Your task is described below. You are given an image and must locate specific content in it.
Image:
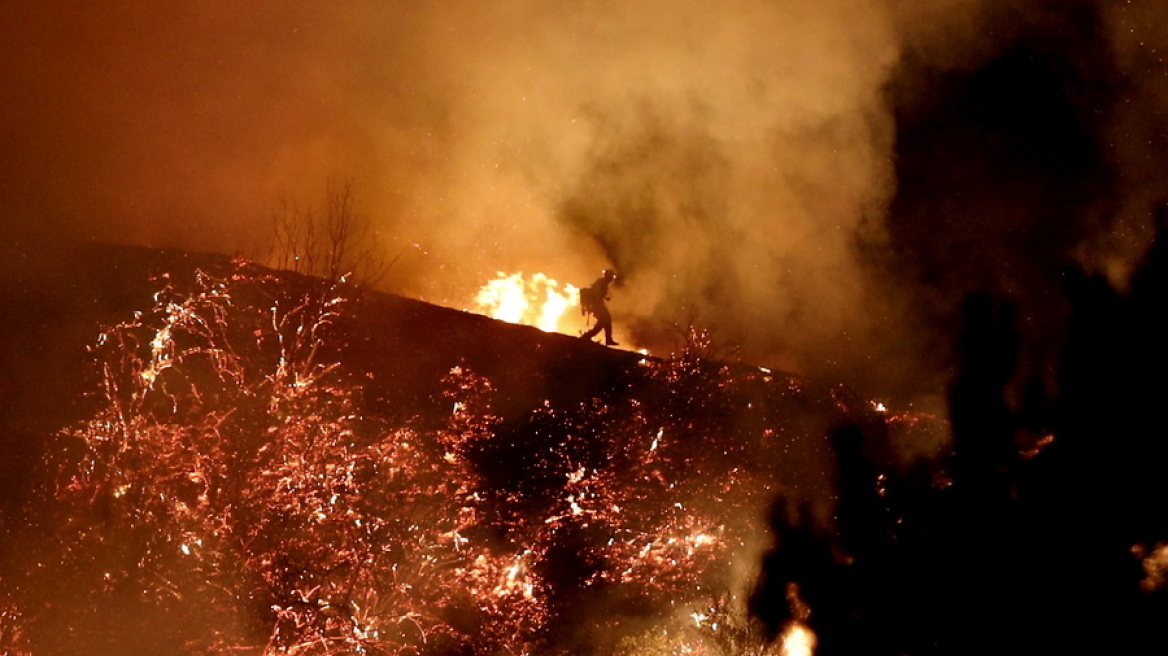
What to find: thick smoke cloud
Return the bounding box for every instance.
[3,0,1167,402]
[551,0,898,373]
[882,0,1168,401]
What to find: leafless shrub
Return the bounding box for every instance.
[670,321,739,367]
[270,180,389,294]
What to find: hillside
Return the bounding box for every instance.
[6,236,1167,655]
[0,241,896,656]
[0,240,868,446]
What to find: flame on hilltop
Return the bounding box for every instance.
[473,272,579,333]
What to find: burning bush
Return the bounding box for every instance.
[20,259,854,655]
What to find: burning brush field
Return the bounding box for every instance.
[9,236,1167,655]
[0,245,932,655]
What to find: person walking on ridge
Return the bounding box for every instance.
[580,269,618,346]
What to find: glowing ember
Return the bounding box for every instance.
[473,271,579,333]
[19,262,838,655]
[780,622,817,656]
[1137,542,1168,592]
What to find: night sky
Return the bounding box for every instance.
[3,0,1167,404]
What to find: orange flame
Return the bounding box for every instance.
[473,272,579,333]
[780,622,817,656]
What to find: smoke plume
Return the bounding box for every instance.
[3,0,1167,401]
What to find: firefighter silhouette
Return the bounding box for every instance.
[580,269,618,346]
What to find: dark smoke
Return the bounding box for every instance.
[880,0,1168,402]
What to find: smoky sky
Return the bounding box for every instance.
[3,0,1167,402]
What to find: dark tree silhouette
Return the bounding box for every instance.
[754,205,1168,655]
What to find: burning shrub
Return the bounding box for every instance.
[30,258,847,656]
[51,264,494,654]
[0,586,33,656]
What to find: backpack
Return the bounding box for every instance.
[579,286,601,316]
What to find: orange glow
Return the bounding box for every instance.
[46,265,809,655]
[473,272,579,333]
[780,622,817,656]
[1138,542,1168,592]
